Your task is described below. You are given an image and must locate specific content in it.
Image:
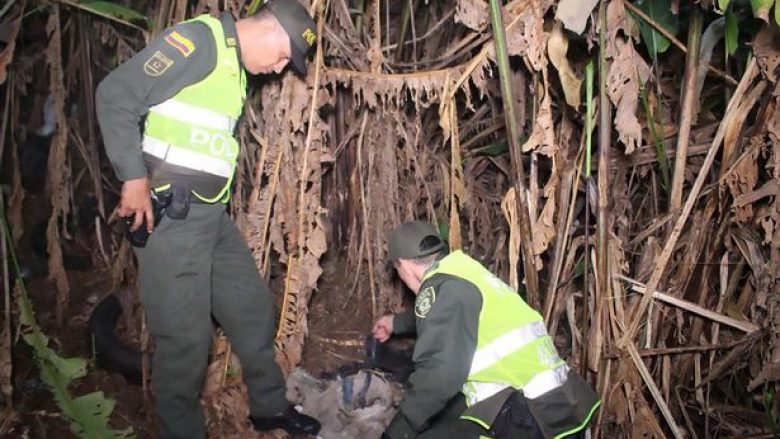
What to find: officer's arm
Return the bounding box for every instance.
[392,310,416,335]
[95,21,216,181]
[384,280,482,438]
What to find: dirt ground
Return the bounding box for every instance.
[299,254,380,377]
[4,229,385,438]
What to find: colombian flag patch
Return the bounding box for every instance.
[164,31,195,57]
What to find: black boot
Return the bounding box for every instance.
[250,405,321,435]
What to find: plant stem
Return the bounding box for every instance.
[487,0,540,308]
[670,7,703,211]
[639,80,671,191]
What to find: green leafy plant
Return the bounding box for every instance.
[763,386,779,438]
[725,9,739,56]
[722,0,780,24]
[77,0,151,29]
[750,0,780,24]
[633,0,681,55]
[2,217,134,439]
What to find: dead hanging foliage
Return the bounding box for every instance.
[44,5,71,326]
[323,59,494,112]
[6,0,780,437]
[604,0,650,155]
[240,4,329,375]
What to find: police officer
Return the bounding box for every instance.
[373,221,600,439]
[95,1,321,437]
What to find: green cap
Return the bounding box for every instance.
[388,221,446,262]
[262,0,316,74]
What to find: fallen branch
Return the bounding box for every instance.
[617,275,761,333]
[626,342,685,439]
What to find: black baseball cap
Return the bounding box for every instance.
[262,0,316,74]
[388,221,447,262]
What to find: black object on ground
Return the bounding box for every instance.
[322,335,414,382]
[250,405,322,435]
[88,293,143,384]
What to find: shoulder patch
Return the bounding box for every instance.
[143,51,174,76]
[415,287,436,318]
[164,31,195,57]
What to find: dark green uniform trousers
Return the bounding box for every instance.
[135,203,287,439]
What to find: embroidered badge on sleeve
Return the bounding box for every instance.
[415,287,436,318]
[143,51,174,76]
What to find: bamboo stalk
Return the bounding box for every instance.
[354,0,366,32]
[355,112,377,318]
[488,0,540,308]
[619,60,759,347]
[346,112,369,306]
[670,8,703,211]
[448,84,464,251]
[151,0,171,39]
[395,0,412,60]
[594,0,611,378]
[544,142,582,324]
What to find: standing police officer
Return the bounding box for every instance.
[373,221,600,439]
[96,1,320,437]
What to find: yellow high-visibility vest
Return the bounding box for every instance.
[423,251,569,410]
[143,14,246,202]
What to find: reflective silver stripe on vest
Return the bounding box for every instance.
[469,321,549,375]
[149,100,237,131]
[464,382,510,406]
[464,364,570,406]
[523,364,569,399]
[142,136,233,178]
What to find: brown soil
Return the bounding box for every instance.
[5,244,383,438]
[299,253,377,377]
[8,265,153,438]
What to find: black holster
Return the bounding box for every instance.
[165,184,191,220]
[124,190,171,248]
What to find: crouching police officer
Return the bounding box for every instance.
[95,1,321,437]
[373,221,600,439]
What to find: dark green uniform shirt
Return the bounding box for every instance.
[96,13,240,182]
[386,273,483,438]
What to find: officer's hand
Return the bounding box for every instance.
[372,314,394,343]
[118,177,153,233]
